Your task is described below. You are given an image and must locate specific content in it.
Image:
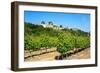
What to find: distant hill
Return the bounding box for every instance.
[24,22,89,37]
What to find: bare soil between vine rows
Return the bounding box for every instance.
[24,48,90,62]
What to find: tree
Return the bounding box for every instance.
[60,25,62,28]
[48,21,53,25]
[41,21,45,24]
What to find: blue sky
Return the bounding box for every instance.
[24,11,90,32]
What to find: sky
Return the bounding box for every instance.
[24,11,90,32]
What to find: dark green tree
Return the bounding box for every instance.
[48,21,53,25]
[41,21,45,24]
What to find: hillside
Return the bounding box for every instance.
[24,22,90,60]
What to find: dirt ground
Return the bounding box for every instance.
[67,48,90,60]
[24,48,90,62]
[24,51,60,61]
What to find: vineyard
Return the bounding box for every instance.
[24,22,90,61]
